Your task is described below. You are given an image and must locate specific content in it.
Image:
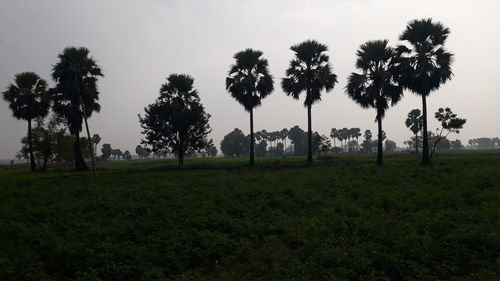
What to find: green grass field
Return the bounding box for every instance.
[1,152,499,280]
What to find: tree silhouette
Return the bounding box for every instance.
[101,144,112,160]
[2,72,50,171]
[346,40,403,166]
[51,47,103,172]
[139,74,211,168]
[280,128,289,157]
[91,133,101,157]
[282,40,337,165]
[405,109,423,153]
[398,19,454,165]
[220,128,247,157]
[430,107,466,159]
[226,49,274,166]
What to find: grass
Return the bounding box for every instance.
[0,152,499,280]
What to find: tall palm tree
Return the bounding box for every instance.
[51,47,103,171]
[398,18,453,165]
[226,48,274,167]
[2,72,50,171]
[280,128,288,157]
[346,40,403,166]
[282,40,337,165]
[330,128,338,148]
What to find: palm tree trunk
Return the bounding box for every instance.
[415,132,419,154]
[27,118,36,172]
[421,95,430,165]
[376,116,383,166]
[307,103,313,165]
[249,109,255,167]
[74,131,88,171]
[80,97,96,176]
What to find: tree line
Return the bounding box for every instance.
[3,18,470,171]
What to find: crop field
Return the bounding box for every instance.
[0,152,499,280]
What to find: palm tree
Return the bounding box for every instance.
[330,128,338,148]
[280,128,288,157]
[398,18,453,165]
[346,40,403,166]
[51,47,103,172]
[2,72,50,171]
[282,40,337,165]
[226,48,274,167]
[405,109,423,153]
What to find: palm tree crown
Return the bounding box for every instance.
[397,18,453,96]
[3,72,50,121]
[51,47,103,134]
[282,40,337,105]
[346,40,403,119]
[226,48,274,111]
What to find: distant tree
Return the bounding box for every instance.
[450,139,463,150]
[280,128,289,157]
[351,128,362,151]
[51,47,103,172]
[111,149,123,160]
[282,40,337,165]
[139,74,211,168]
[346,40,403,166]
[398,19,454,165]
[101,144,112,161]
[123,150,132,160]
[330,128,338,149]
[220,128,247,157]
[205,140,218,157]
[2,72,50,171]
[405,109,423,153]
[255,140,268,157]
[288,125,307,156]
[226,49,274,166]
[385,140,397,152]
[430,107,466,159]
[361,129,374,153]
[91,134,101,156]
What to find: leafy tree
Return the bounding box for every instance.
[226,49,274,166]
[385,140,397,152]
[135,145,151,159]
[139,74,211,168]
[220,128,247,157]
[288,125,307,156]
[430,107,466,159]
[205,140,218,157]
[398,19,454,165]
[255,140,268,157]
[346,40,403,166]
[405,109,423,153]
[123,150,132,160]
[51,47,103,172]
[2,72,50,171]
[351,128,362,151]
[101,144,112,161]
[282,40,337,164]
[111,149,123,160]
[450,139,463,150]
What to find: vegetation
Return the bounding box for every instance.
[346,40,403,166]
[51,47,103,171]
[282,40,337,165]
[226,49,274,167]
[139,74,212,168]
[2,72,50,171]
[0,152,498,280]
[397,19,454,165]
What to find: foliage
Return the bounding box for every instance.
[430,107,466,159]
[346,40,403,166]
[139,74,211,168]
[0,152,498,280]
[282,40,337,164]
[51,47,104,170]
[205,140,218,157]
[384,139,397,152]
[220,128,247,157]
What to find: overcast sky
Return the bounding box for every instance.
[1,0,499,159]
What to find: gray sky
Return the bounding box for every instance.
[1,0,499,159]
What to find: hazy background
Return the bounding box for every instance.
[1,0,499,159]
